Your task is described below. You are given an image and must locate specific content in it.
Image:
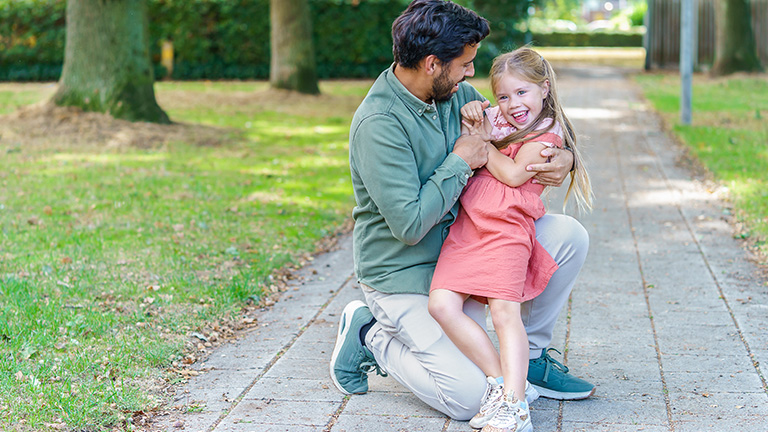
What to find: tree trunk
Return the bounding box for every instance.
[52,0,170,124]
[711,0,763,76]
[270,0,320,94]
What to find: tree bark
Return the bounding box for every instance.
[52,0,170,124]
[270,0,320,94]
[711,0,763,76]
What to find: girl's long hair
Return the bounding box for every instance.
[489,47,593,213]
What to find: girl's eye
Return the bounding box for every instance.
[517,91,526,96]
[498,96,508,101]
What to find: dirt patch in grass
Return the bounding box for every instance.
[157,86,365,118]
[1,101,234,150]
[0,86,368,152]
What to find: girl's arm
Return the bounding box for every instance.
[485,141,551,188]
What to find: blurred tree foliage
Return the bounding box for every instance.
[537,0,581,22]
[0,0,539,81]
[453,0,540,70]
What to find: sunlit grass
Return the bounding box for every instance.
[634,72,768,257]
[0,79,373,431]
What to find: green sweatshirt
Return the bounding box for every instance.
[349,65,485,295]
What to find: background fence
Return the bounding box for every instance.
[645,0,768,69]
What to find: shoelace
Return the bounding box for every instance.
[479,383,504,413]
[360,360,388,377]
[488,400,517,428]
[541,348,569,382]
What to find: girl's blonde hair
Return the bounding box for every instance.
[489,46,593,213]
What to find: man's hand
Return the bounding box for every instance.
[453,134,489,170]
[526,147,574,187]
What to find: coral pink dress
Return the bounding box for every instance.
[430,107,563,303]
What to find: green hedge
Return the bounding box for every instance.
[0,0,66,80]
[0,0,411,81]
[0,0,640,82]
[530,31,643,48]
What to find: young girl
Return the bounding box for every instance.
[428,47,592,432]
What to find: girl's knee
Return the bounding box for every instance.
[427,294,448,323]
[427,290,459,324]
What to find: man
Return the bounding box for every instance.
[329,0,594,423]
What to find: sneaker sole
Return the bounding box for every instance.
[329,300,367,395]
[525,381,540,404]
[530,383,595,400]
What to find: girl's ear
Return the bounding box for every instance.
[541,79,550,99]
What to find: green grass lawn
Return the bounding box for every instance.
[0,80,376,430]
[634,72,768,258]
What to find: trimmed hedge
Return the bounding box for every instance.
[531,31,643,48]
[1,0,411,81]
[0,0,66,80]
[0,0,640,82]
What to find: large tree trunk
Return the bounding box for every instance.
[270,0,320,95]
[52,0,170,124]
[711,0,763,76]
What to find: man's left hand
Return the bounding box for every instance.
[526,147,574,187]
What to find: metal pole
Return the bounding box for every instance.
[680,0,694,125]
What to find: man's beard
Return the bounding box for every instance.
[430,67,459,102]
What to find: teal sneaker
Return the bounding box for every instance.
[329,300,385,395]
[527,348,595,400]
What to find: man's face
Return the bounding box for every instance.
[430,44,478,102]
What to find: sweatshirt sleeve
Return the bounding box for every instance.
[352,114,471,246]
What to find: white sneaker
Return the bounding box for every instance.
[469,377,504,429]
[480,393,532,432]
[470,379,538,429]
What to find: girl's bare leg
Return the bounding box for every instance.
[488,298,528,398]
[429,289,501,378]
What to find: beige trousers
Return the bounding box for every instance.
[362,213,589,420]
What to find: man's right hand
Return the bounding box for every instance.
[453,134,488,170]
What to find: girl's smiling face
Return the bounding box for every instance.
[494,73,549,129]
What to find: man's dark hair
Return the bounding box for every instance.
[392,0,490,69]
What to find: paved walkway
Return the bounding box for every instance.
[153,66,768,432]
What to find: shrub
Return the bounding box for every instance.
[530,31,643,47]
[0,0,640,81]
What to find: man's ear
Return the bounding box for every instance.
[423,55,440,76]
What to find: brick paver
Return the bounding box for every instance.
[153,66,768,432]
